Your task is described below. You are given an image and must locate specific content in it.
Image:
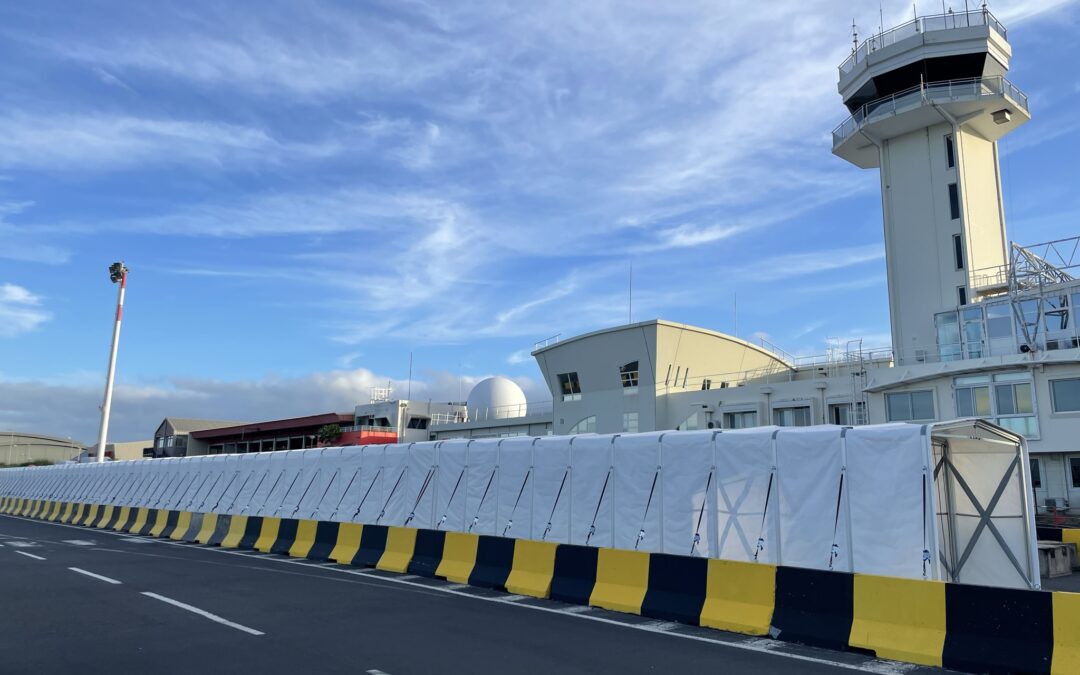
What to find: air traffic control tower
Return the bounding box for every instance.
[832,8,1030,365]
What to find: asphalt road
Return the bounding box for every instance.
[0,514,952,675]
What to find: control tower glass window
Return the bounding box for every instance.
[558,372,582,401]
[619,361,639,392]
[948,183,961,220]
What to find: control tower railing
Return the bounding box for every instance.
[832,75,1029,147]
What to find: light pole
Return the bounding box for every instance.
[94,262,128,463]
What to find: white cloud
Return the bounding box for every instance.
[0,283,52,337]
[0,202,70,264]
[742,244,885,281]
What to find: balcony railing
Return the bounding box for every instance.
[832,75,1028,147]
[839,8,1006,76]
[430,400,555,426]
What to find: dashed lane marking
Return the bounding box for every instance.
[6,541,39,548]
[15,551,45,561]
[62,540,97,546]
[68,567,122,585]
[141,592,264,636]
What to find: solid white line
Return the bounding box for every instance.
[141,592,264,636]
[15,550,45,561]
[68,567,122,584]
[5,513,902,673]
[366,670,391,675]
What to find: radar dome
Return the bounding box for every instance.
[467,376,527,420]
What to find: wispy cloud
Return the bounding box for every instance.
[0,202,70,264]
[0,283,51,337]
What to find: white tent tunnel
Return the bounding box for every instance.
[2,420,1039,589]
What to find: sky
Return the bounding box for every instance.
[1,1,1079,444]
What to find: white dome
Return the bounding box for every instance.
[467,376,527,420]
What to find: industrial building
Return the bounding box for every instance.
[1,431,84,465]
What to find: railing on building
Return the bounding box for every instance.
[833,75,1028,147]
[338,425,397,434]
[533,334,561,351]
[839,8,1006,76]
[430,400,555,426]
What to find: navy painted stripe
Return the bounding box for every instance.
[207,514,232,546]
[239,516,264,550]
[352,525,388,567]
[641,553,708,626]
[306,521,341,562]
[136,510,160,536]
[102,507,122,530]
[942,582,1053,674]
[468,536,515,590]
[159,510,181,538]
[407,529,446,578]
[271,519,300,555]
[770,566,854,651]
[118,508,139,533]
[182,513,204,542]
[550,544,598,606]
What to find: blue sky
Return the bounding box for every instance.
[1,0,1079,443]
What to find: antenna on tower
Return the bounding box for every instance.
[851,18,858,53]
[879,1,885,36]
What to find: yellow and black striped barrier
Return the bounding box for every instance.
[3,499,1078,674]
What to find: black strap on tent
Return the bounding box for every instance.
[437,469,465,530]
[291,470,322,516]
[921,473,930,578]
[635,470,660,550]
[405,467,436,526]
[690,470,714,556]
[502,469,532,536]
[223,471,253,511]
[274,471,303,516]
[584,469,611,545]
[309,469,338,518]
[254,471,284,514]
[330,469,360,519]
[543,468,571,541]
[352,467,382,519]
[753,472,774,561]
[376,466,408,524]
[237,471,268,512]
[195,474,223,511]
[468,467,498,533]
[828,472,845,569]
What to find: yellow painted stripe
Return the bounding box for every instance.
[700,559,775,636]
[82,504,100,526]
[47,501,63,521]
[505,539,558,599]
[59,502,75,524]
[129,507,150,534]
[195,513,219,544]
[849,574,945,667]
[169,511,193,541]
[589,548,649,615]
[1053,591,1080,674]
[436,532,479,584]
[289,520,319,558]
[29,500,44,518]
[329,523,364,564]
[254,517,282,553]
[1062,529,1080,548]
[95,505,115,529]
[112,506,131,530]
[376,527,418,573]
[149,509,170,537]
[19,499,33,517]
[220,515,249,549]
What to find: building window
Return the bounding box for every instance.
[1052,378,1080,413]
[961,306,985,358]
[1044,295,1076,350]
[953,234,964,270]
[828,402,863,425]
[679,412,702,431]
[773,405,811,427]
[935,312,962,361]
[568,416,596,435]
[620,362,639,393]
[558,372,582,401]
[886,391,935,422]
[1072,457,1080,489]
[954,373,1038,437]
[948,183,960,220]
[1030,458,1041,489]
[701,379,712,390]
[958,286,967,306]
[623,412,638,434]
[945,135,955,168]
[724,411,757,429]
[406,417,429,429]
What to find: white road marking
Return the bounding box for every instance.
[641,620,680,632]
[6,513,911,673]
[366,670,391,675]
[501,594,528,602]
[15,551,45,561]
[7,541,38,548]
[68,567,122,585]
[63,540,97,546]
[119,537,156,544]
[141,592,264,636]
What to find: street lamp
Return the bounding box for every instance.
[94,262,128,463]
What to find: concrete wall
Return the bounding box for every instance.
[958,128,1009,276]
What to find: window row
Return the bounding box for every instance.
[936,292,1080,362]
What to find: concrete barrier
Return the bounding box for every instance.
[7,500,1079,675]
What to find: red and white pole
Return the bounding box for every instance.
[95,265,128,463]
